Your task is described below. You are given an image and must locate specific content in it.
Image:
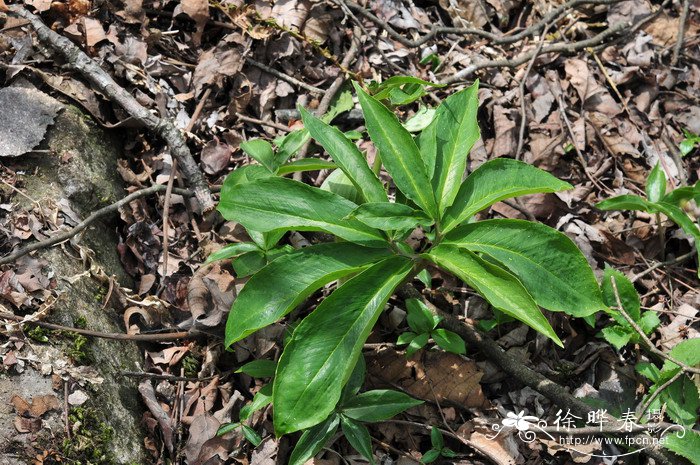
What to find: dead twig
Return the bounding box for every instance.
[0,310,191,341]
[671,0,690,66]
[8,6,214,211]
[516,24,551,159]
[442,21,631,85]
[235,112,291,132]
[636,370,683,421]
[609,276,700,375]
[0,185,191,266]
[345,0,622,49]
[245,58,324,95]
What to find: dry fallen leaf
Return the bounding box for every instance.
[367,347,489,409]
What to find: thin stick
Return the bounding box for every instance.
[0,185,190,266]
[609,276,700,374]
[8,6,214,211]
[345,0,623,49]
[0,311,191,341]
[636,370,683,421]
[245,58,324,95]
[441,21,631,85]
[671,0,690,66]
[235,112,291,132]
[516,25,551,159]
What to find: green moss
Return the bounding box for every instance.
[181,353,201,378]
[27,325,50,343]
[63,333,95,365]
[61,406,116,465]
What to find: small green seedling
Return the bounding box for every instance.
[635,339,700,462]
[421,427,457,464]
[597,162,700,275]
[397,298,465,356]
[598,267,659,350]
[680,129,700,157]
[214,79,605,445]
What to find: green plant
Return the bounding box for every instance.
[598,267,660,350]
[215,81,604,443]
[680,129,700,157]
[397,298,465,356]
[596,162,700,274]
[635,338,700,462]
[420,427,457,464]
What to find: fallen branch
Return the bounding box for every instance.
[8,6,214,212]
[671,0,690,66]
[0,310,190,342]
[346,0,622,49]
[441,21,630,84]
[0,184,189,266]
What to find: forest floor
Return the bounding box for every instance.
[0,0,699,464]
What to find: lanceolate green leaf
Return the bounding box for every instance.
[646,162,667,203]
[341,390,423,422]
[225,242,392,346]
[276,158,336,175]
[596,195,651,212]
[350,202,432,231]
[432,81,480,215]
[273,256,413,435]
[442,159,572,233]
[218,177,386,247]
[653,201,700,276]
[443,219,604,317]
[601,266,640,322]
[240,139,277,173]
[205,242,260,264]
[288,414,340,465]
[300,106,387,203]
[354,83,438,218]
[340,416,375,464]
[424,245,563,347]
[416,116,437,178]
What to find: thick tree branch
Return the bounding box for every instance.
[8,6,215,212]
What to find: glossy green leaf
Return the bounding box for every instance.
[371,76,444,100]
[664,429,700,465]
[241,425,262,446]
[218,177,386,247]
[421,449,441,464]
[653,201,700,276]
[601,266,640,322]
[350,202,432,231]
[404,106,437,133]
[664,376,700,427]
[216,422,240,436]
[232,250,268,278]
[236,359,276,378]
[424,245,563,347]
[300,106,387,203]
[321,169,362,203]
[397,332,417,346]
[240,384,272,421]
[432,328,466,354]
[600,325,634,350]
[225,242,392,346]
[288,414,339,465]
[662,338,700,374]
[275,129,310,165]
[340,357,366,404]
[432,81,480,215]
[406,298,439,333]
[639,311,660,335]
[276,158,336,175]
[273,257,413,435]
[596,194,651,212]
[354,83,438,218]
[416,116,437,178]
[341,416,375,464]
[342,390,423,422]
[430,427,444,450]
[205,242,260,264]
[406,332,429,357]
[442,159,572,233]
[646,162,667,203]
[247,229,285,251]
[241,139,277,173]
[443,219,604,317]
[662,182,700,207]
[635,362,661,383]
